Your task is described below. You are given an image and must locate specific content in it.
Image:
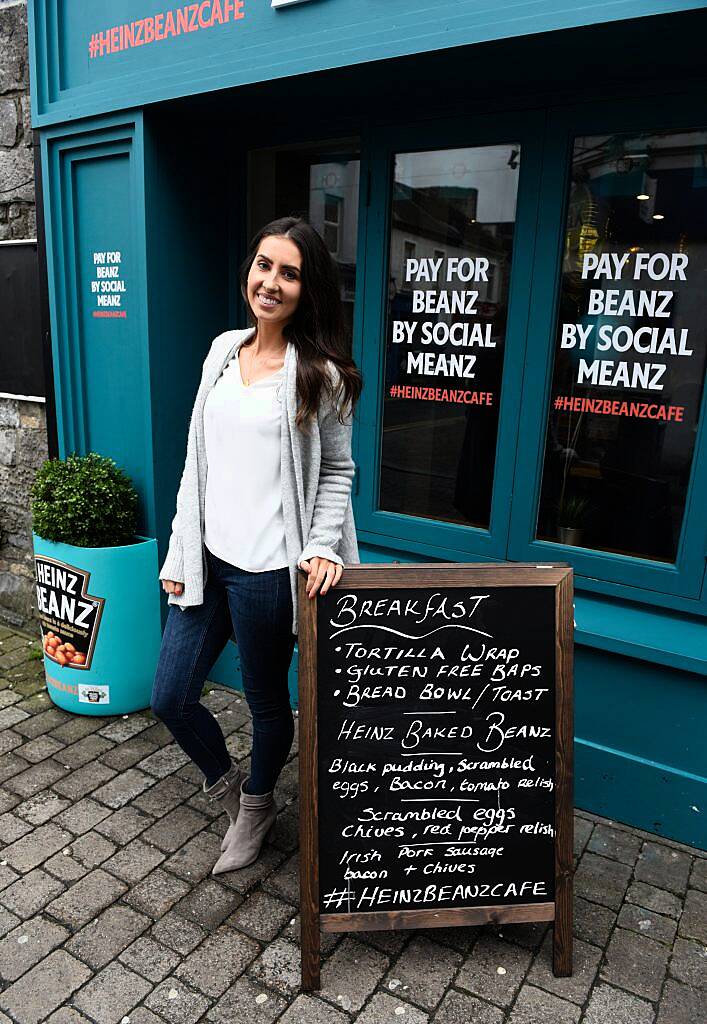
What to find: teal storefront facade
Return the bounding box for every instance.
[28,1,707,848]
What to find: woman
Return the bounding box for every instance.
[152,216,362,876]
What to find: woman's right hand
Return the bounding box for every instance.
[161,579,184,596]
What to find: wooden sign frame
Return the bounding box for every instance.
[298,562,574,990]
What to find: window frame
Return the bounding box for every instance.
[354,110,546,561]
[507,93,707,610]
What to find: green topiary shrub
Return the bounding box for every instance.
[31,452,139,547]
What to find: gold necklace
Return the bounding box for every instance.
[240,342,286,387]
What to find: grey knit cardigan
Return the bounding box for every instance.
[158,327,360,634]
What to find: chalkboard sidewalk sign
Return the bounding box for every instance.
[297,562,573,990]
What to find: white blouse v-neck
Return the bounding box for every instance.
[203,351,288,572]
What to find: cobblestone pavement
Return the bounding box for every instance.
[0,623,705,1024]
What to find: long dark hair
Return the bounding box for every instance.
[240,217,362,430]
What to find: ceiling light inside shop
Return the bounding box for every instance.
[636,193,651,200]
[653,214,665,220]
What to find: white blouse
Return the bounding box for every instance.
[203,352,288,572]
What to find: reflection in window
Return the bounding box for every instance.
[379,145,521,528]
[248,140,360,339]
[537,130,707,563]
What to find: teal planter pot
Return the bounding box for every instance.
[32,533,162,716]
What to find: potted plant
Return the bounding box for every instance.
[31,452,162,716]
[557,494,590,547]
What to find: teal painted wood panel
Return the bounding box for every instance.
[28,0,706,126]
[39,115,158,538]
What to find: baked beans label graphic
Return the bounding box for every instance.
[34,555,105,671]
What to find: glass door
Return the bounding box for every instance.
[356,112,545,559]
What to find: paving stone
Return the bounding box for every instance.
[583,982,655,1024]
[455,934,531,1008]
[119,935,180,982]
[0,811,32,843]
[45,868,127,928]
[354,991,430,1023]
[206,975,287,1024]
[163,830,221,883]
[0,914,69,982]
[669,937,707,989]
[352,928,407,957]
[249,936,302,997]
[17,734,65,763]
[689,857,707,892]
[46,1011,93,1024]
[0,790,19,813]
[68,830,117,868]
[55,797,113,836]
[601,926,670,1001]
[15,790,72,825]
[0,730,22,755]
[176,926,260,997]
[278,994,350,1024]
[99,716,155,743]
[5,757,67,797]
[0,865,20,894]
[0,867,65,918]
[588,824,643,866]
[318,936,389,1012]
[617,902,677,945]
[118,1011,163,1024]
[284,914,340,956]
[100,734,160,771]
[575,852,633,910]
[507,984,580,1024]
[93,768,155,808]
[73,960,153,1024]
[145,977,210,1024]
[50,716,109,744]
[133,775,197,818]
[627,881,683,919]
[635,841,692,894]
[525,933,601,1003]
[0,949,92,1024]
[59,734,114,769]
[657,978,707,1024]
[53,761,117,800]
[495,921,548,951]
[0,908,20,940]
[229,890,296,941]
[174,877,242,930]
[262,851,299,903]
[103,838,166,884]
[431,989,498,1024]
[678,888,707,943]
[151,910,206,955]
[95,805,155,843]
[2,821,73,872]
[268,799,299,852]
[13,707,65,737]
[124,867,191,919]
[0,706,30,729]
[0,753,30,786]
[43,850,89,883]
[66,902,150,969]
[573,897,616,946]
[383,935,462,1011]
[139,744,191,778]
[141,804,209,853]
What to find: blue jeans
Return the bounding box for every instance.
[151,546,296,792]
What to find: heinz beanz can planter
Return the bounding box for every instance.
[32,533,162,716]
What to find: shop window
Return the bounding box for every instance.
[0,240,45,398]
[537,129,707,563]
[379,144,521,528]
[248,139,360,337]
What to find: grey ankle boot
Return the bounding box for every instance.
[212,779,277,875]
[203,764,243,842]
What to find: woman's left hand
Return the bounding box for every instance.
[299,557,343,598]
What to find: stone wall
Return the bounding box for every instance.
[0,0,48,630]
